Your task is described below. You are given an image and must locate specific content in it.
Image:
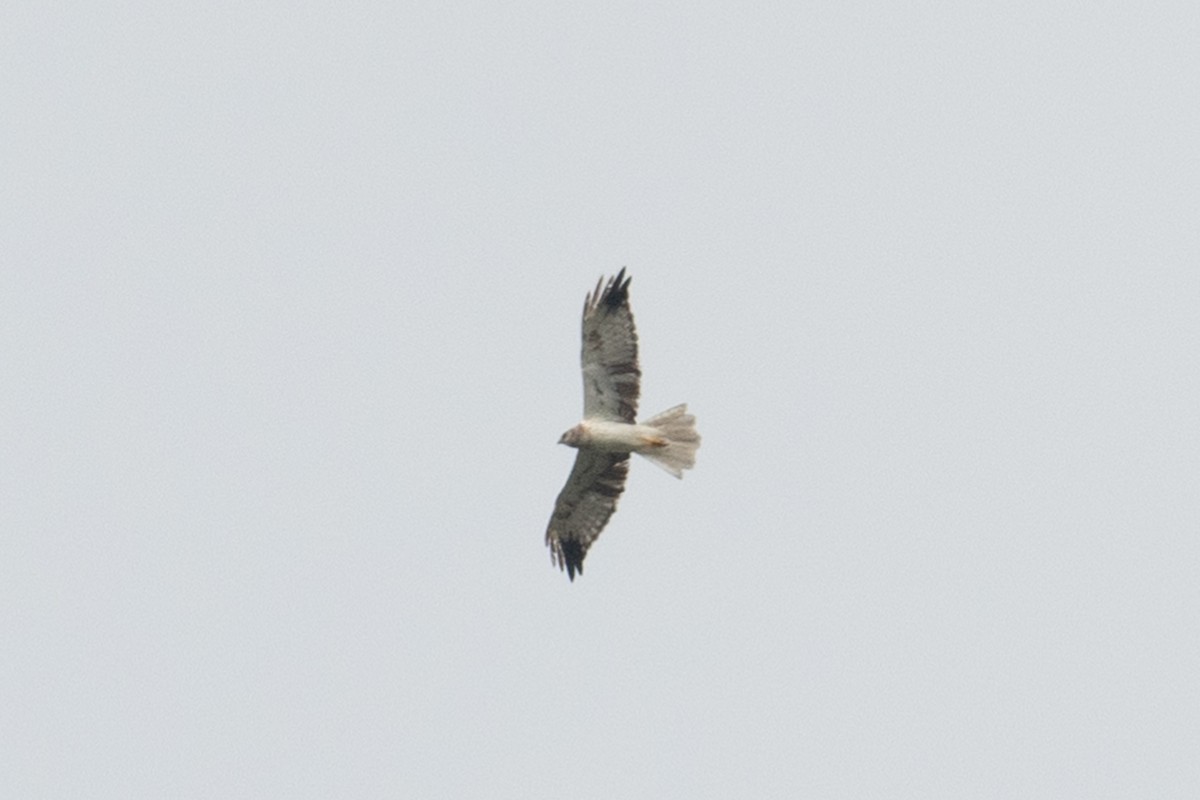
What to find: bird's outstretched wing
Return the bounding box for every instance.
[580,268,640,423]
[545,451,630,580]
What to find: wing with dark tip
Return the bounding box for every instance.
[545,451,630,580]
[580,268,640,423]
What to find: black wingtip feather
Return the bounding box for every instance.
[601,268,631,311]
[560,540,586,581]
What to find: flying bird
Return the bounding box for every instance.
[545,269,700,580]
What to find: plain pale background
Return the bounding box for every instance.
[3,2,1198,797]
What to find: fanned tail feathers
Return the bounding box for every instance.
[639,404,700,479]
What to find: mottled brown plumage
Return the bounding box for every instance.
[545,270,701,580]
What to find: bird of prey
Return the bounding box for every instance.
[545,269,700,580]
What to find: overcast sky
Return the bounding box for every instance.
[3,2,1198,797]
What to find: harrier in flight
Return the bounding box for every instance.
[545,269,700,580]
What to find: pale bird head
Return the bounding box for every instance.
[558,424,584,447]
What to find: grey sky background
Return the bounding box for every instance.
[3,2,1198,797]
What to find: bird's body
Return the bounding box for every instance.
[544,269,700,580]
[560,419,666,453]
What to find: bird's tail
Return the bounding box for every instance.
[639,404,701,479]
